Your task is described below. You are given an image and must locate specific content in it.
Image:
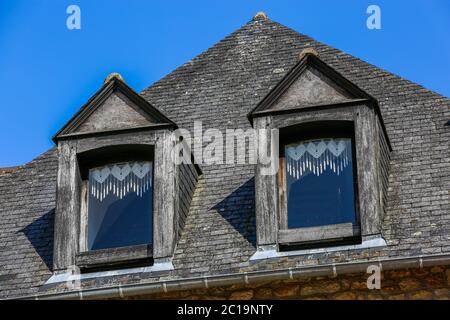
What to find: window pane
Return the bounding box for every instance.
[285,138,356,229]
[87,161,153,250]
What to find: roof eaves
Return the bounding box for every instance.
[15,253,450,300]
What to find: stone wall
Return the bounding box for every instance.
[131,266,450,300]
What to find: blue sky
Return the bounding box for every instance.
[0,0,449,167]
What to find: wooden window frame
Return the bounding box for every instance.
[253,103,389,252]
[53,129,178,273]
[277,122,361,247]
[76,244,153,272]
[76,145,155,271]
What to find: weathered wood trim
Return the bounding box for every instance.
[354,105,382,236]
[56,123,175,141]
[271,106,354,129]
[376,114,391,223]
[79,180,88,252]
[254,116,279,246]
[278,223,359,244]
[74,130,163,154]
[76,244,153,270]
[252,99,370,119]
[153,131,177,259]
[278,157,288,229]
[53,140,81,271]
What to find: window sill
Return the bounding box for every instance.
[249,236,387,261]
[278,223,360,245]
[76,244,153,272]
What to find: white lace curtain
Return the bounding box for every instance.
[286,138,351,179]
[89,161,152,201]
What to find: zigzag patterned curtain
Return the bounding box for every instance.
[285,138,351,179]
[89,161,152,201]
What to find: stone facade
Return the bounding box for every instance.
[130,266,450,300]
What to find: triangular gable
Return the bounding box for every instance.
[271,65,353,108]
[249,53,376,118]
[53,77,176,141]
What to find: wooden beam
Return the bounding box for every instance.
[278,223,359,244]
[76,244,152,270]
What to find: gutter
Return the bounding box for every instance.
[17,253,450,300]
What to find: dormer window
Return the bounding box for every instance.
[87,161,153,251]
[50,74,200,276]
[249,52,391,255]
[276,121,362,247]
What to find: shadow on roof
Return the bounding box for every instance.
[20,209,55,272]
[212,177,256,248]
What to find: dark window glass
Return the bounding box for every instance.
[87,161,153,250]
[285,138,356,229]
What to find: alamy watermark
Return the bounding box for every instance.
[367,264,381,289]
[66,5,81,30]
[172,121,279,176]
[366,5,381,30]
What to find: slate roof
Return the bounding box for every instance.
[0,17,449,299]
